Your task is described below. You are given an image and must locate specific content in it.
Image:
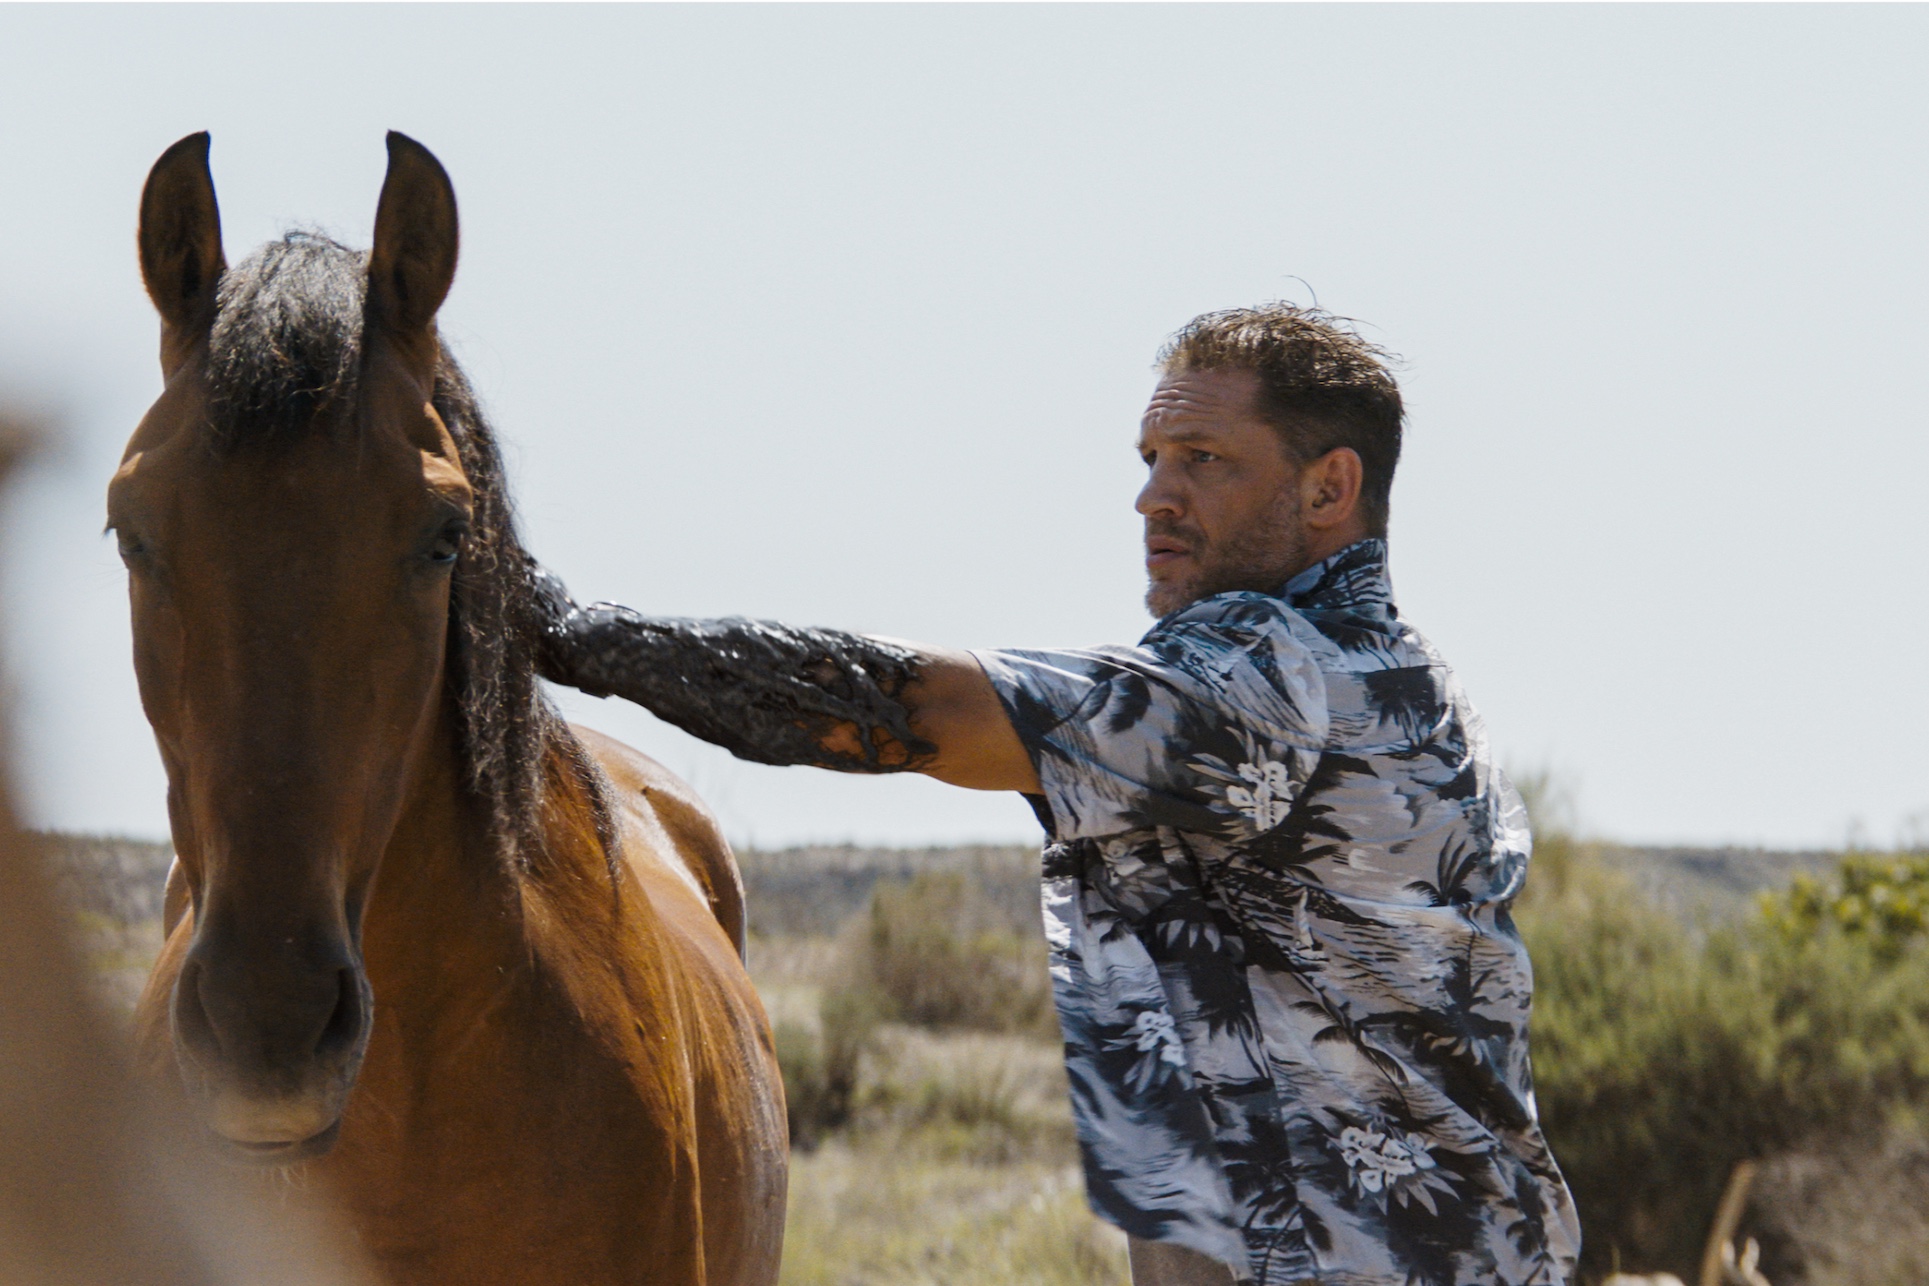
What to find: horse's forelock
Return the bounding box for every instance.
[206,231,366,446]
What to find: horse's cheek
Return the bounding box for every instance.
[127,586,186,737]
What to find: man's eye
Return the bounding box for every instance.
[1192,450,1219,464]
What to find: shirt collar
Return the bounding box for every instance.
[1282,538,1396,614]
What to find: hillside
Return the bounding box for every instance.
[39,831,1841,948]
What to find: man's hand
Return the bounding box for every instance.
[525,557,612,697]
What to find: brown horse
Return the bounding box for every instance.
[117,132,787,1285]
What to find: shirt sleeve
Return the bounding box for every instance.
[969,593,1331,843]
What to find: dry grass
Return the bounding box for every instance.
[749,890,1127,1286]
[859,874,1057,1037]
[1744,1130,1929,1286]
[774,1024,1122,1286]
[781,1146,1126,1286]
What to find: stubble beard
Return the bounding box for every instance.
[1144,488,1309,619]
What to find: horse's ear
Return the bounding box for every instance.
[367,131,458,339]
[138,132,225,339]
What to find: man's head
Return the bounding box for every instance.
[1137,304,1403,617]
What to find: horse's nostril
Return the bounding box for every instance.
[314,967,365,1062]
[172,957,225,1062]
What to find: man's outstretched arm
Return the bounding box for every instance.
[529,565,1040,794]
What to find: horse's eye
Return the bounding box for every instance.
[113,528,149,564]
[426,522,468,566]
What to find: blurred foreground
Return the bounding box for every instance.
[46,832,1929,1286]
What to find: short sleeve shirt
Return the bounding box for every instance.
[971,540,1580,1286]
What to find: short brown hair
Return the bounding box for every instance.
[1158,304,1404,535]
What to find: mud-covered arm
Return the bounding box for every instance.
[530,564,1038,790]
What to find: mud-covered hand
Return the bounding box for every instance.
[520,557,935,773]
[526,558,614,698]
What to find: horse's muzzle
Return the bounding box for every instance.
[171,940,372,1163]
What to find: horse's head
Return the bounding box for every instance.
[111,133,475,1163]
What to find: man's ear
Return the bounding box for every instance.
[1301,447,1364,531]
[366,131,458,342]
[138,132,225,351]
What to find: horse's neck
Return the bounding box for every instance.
[357,712,548,1045]
[356,711,639,1061]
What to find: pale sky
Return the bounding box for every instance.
[3,4,1926,850]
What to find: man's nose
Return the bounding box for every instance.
[1135,466,1184,519]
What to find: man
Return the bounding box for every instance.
[533,305,1581,1286]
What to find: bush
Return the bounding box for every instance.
[1520,835,1929,1280]
[1760,852,1929,964]
[860,873,1058,1038]
[769,870,1063,1153]
[776,987,880,1151]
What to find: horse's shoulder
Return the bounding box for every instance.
[569,724,748,958]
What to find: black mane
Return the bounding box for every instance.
[203,231,612,871]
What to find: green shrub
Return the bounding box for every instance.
[770,869,1062,1151]
[1520,836,1929,1280]
[860,872,1057,1037]
[1760,852,1929,964]
[776,987,881,1151]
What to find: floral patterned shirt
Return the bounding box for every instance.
[971,540,1579,1286]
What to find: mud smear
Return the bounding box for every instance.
[532,568,934,773]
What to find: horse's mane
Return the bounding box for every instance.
[203,231,616,874]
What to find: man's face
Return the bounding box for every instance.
[1136,366,1307,618]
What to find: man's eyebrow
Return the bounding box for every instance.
[1137,424,1221,449]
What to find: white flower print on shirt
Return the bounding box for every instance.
[1132,1008,1188,1068]
[1226,759,1295,830]
[1337,1125,1460,1215]
[1339,1126,1433,1192]
[1190,728,1305,835]
[1109,1007,1191,1096]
